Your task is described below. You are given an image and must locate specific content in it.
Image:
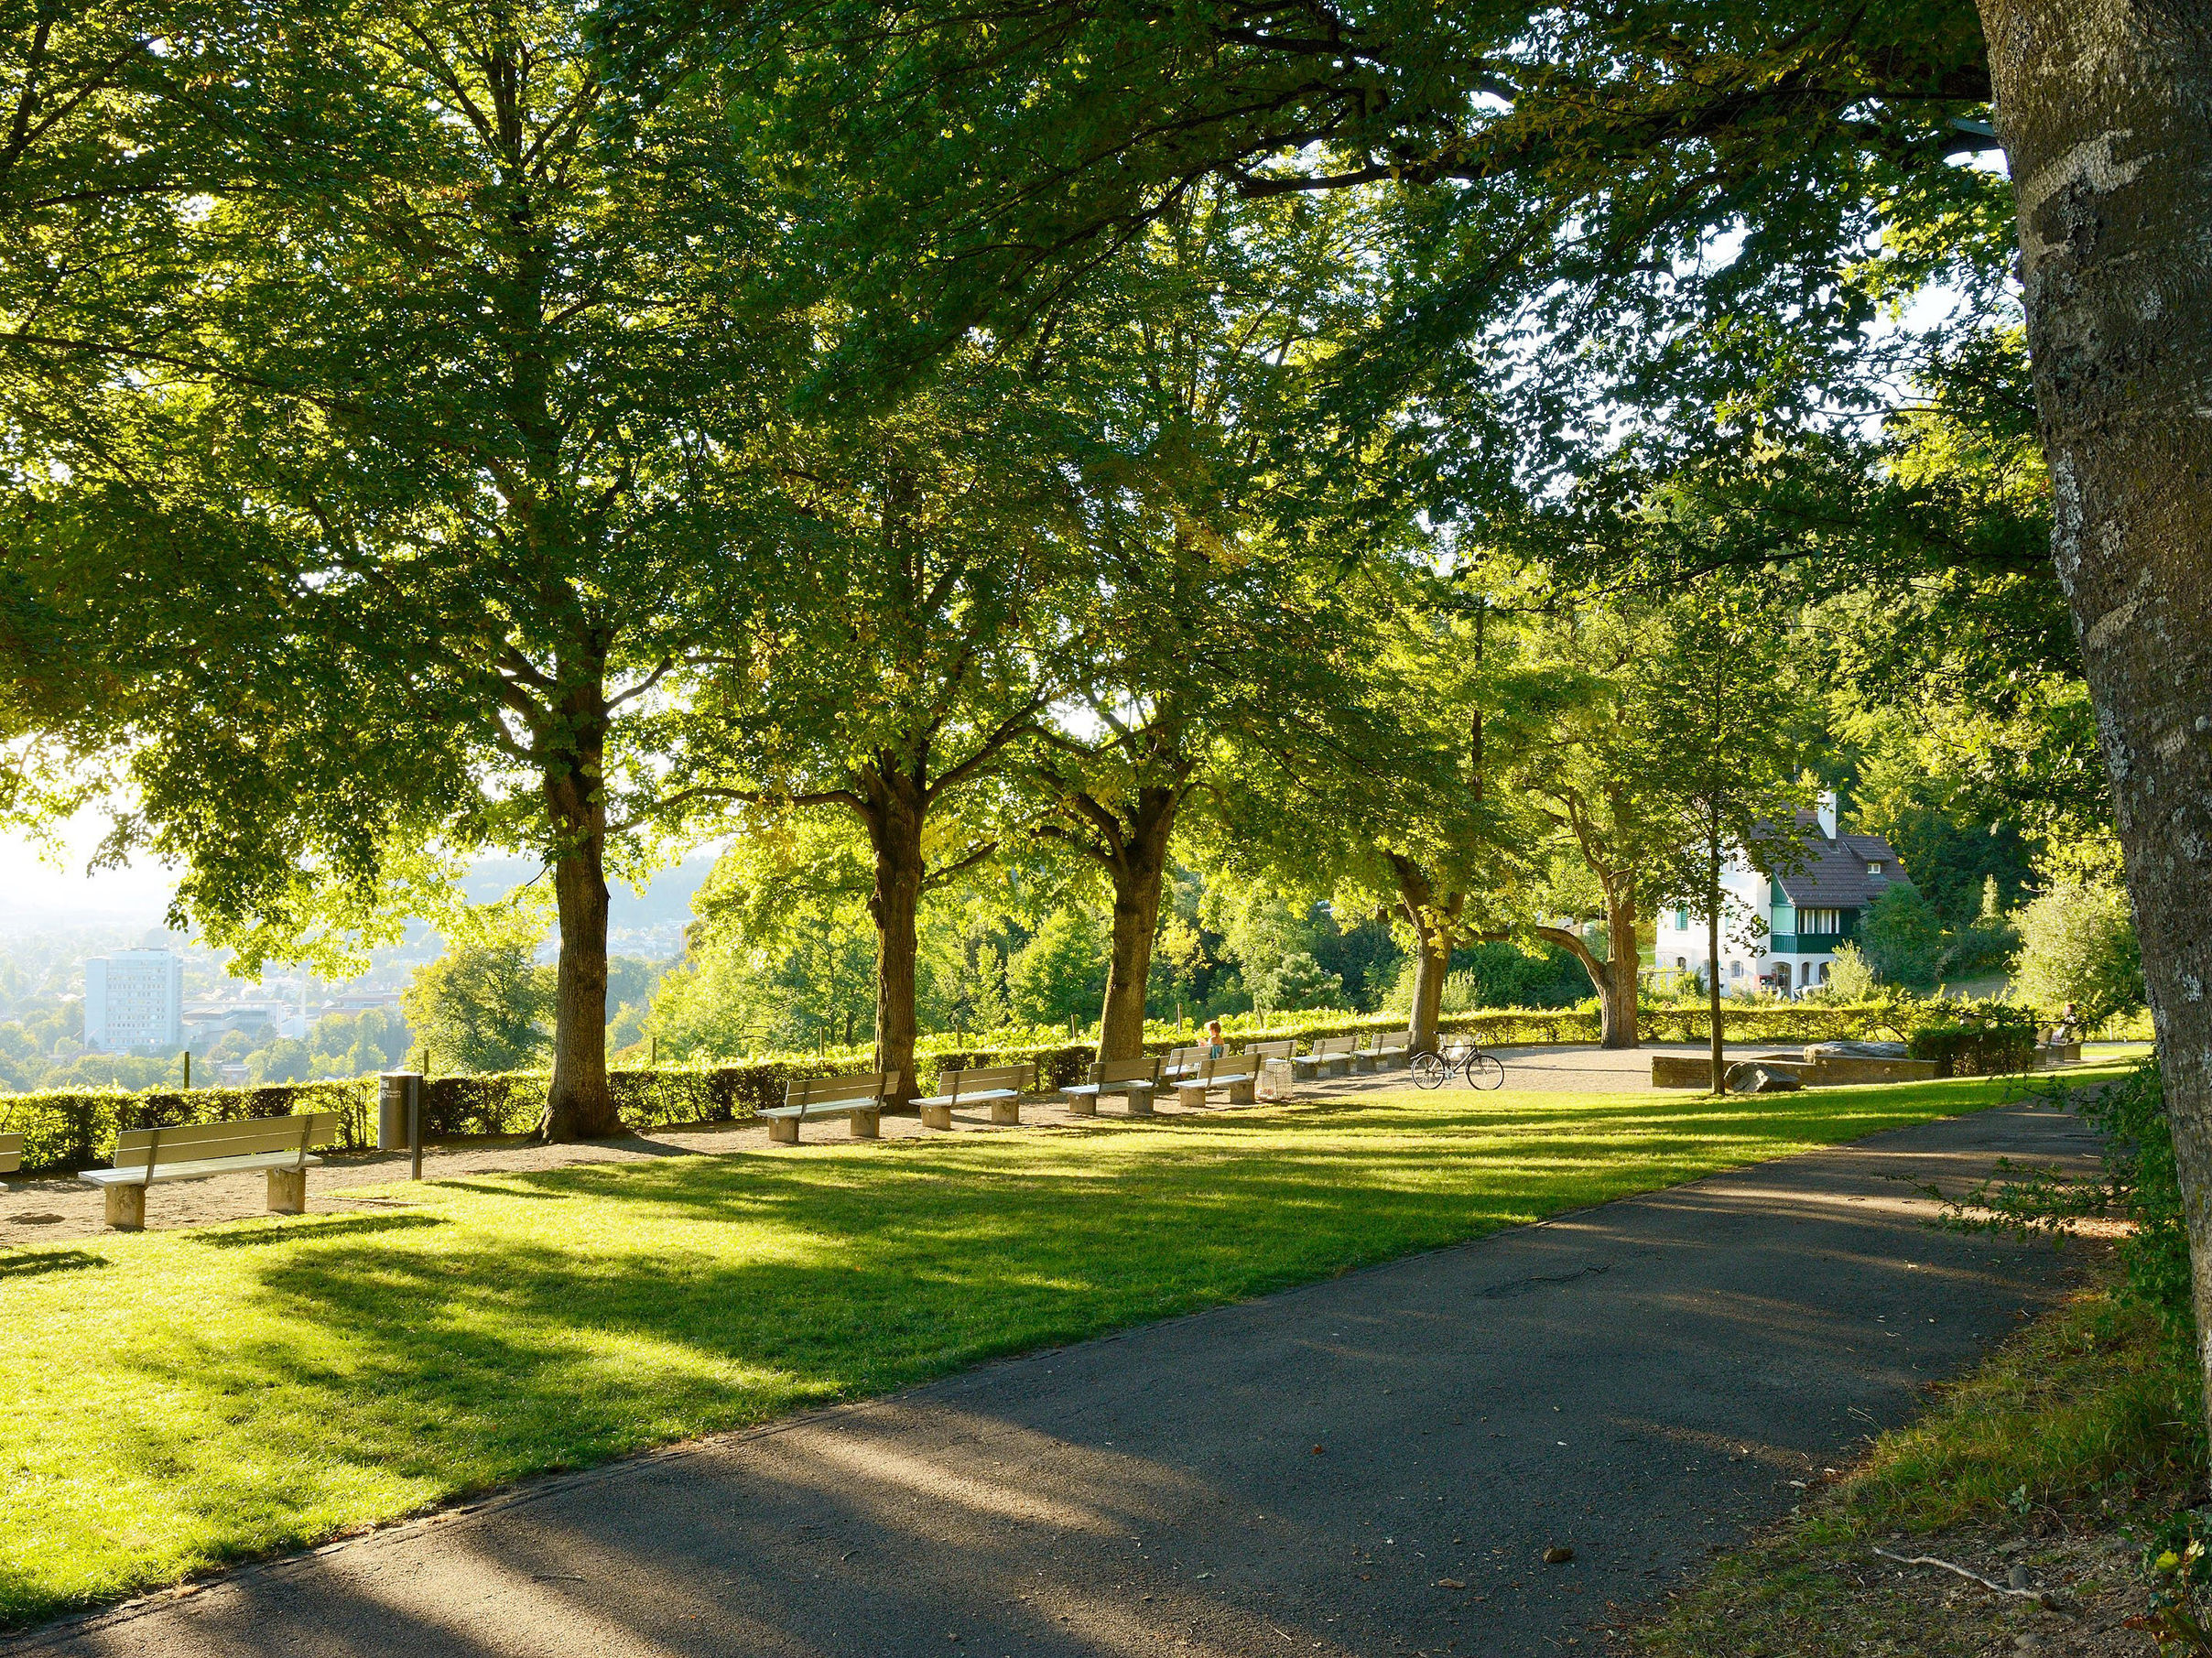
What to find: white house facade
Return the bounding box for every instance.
[1654,793,1908,996]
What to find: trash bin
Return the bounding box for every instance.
[377,1072,422,1152]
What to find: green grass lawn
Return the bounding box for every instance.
[0,1067,2122,1630]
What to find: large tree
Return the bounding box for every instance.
[46,6,808,1140]
[683,354,1080,1103]
[1025,183,1393,1060]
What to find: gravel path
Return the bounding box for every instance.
[0,1043,1851,1246]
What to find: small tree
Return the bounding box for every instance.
[2014,879,2145,1032]
[1641,586,1814,1089]
[401,908,556,1076]
[1825,941,1880,1001]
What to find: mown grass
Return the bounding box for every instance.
[1632,1262,2203,1657]
[0,1067,2114,1630]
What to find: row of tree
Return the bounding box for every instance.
[7,0,2212,1436]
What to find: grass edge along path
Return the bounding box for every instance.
[0,1066,2123,1632]
[1623,1252,2203,1657]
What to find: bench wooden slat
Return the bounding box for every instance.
[113,1113,342,1166]
[83,1152,326,1187]
[777,1071,895,1110]
[83,1112,341,1230]
[1065,1056,1161,1116]
[763,1071,893,1143]
[0,1130,21,1176]
[917,1064,1036,1128]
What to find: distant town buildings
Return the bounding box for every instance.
[83,948,184,1051]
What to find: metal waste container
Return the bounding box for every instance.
[377,1072,422,1152]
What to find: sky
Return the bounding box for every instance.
[0,810,177,927]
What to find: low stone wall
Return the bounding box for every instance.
[1654,1052,1942,1089]
[1809,1056,1940,1086]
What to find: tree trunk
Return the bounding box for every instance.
[1599,887,1642,1050]
[864,763,927,1108]
[1708,805,1725,1093]
[538,704,619,1142]
[1979,0,2212,1438]
[1389,854,1460,1055]
[1096,786,1179,1063]
[1407,927,1449,1056]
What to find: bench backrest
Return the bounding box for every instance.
[783,1071,893,1111]
[112,1113,342,1176]
[1196,1053,1260,1083]
[1247,1039,1295,1061]
[1088,1055,1162,1087]
[1368,1029,1410,1051]
[1164,1044,1206,1067]
[937,1062,1036,1100]
[1312,1035,1360,1057]
[0,1130,20,1175]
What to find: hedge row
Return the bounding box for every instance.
[0,999,1998,1174]
[0,1080,377,1176]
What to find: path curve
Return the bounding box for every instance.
[6,1098,2099,1658]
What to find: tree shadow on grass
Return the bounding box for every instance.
[196,1213,449,1250]
[0,1073,2058,1629]
[0,1248,106,1279]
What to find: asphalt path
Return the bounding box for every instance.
[11,1098,2099,1658]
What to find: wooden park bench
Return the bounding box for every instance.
[0,1130,21,1188]
[80,1112,342,1230]
[915,1062,1036,1130]
[1295,1035,1360,1080]
[1248,1039,1297,1100]
[1353,1029,1412,1073]
[760,1072,893,1144]
[1160,1044,1214,1086]
[1175,1052,1262,1109]
[1063,1055,1164,1117]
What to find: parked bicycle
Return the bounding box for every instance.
[1409,1037,1505,1090]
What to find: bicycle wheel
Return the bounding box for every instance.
[1463,1052,1506,1090]
[1410,1051,1449,1089]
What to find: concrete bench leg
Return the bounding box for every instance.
[1224,1079,1255,1105]
[1064,1094,1096,1117]
[849,1109,881,1140]
[104,1184,146,1230]
[920,1103,954,1131]
[768,1117,800,1144]
[1322,1059,1350,1079]
[991,1100,1022,1125]
[1127,1090,1155,1116]
[266,1167,308,1215]
[1351,1054,1379,1074]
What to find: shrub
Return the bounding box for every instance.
[1905,1002,2037,1077]
[2014,877,2146,1031]
[1824,940,1879,1001]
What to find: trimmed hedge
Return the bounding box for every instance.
[1906,1005,2039,1078]
[0,1081,376,1176]
[0,998,1988,1174]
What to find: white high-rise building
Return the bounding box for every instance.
[83,948,184,1052]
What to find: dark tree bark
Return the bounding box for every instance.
[1707,799,1724,1093]
[537,681,620,1142]
[1094,783,1180,1062]
[1978,0,2212,1429]
[861,757,928,1108]
[1387,854,1462,1056]
[1527,919,1640,1050]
